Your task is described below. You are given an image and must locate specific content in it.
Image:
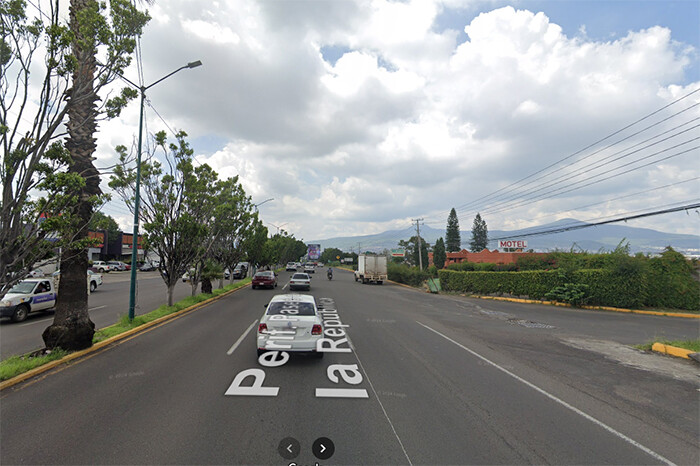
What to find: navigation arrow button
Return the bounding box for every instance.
[312,437,334,460]
[278,437,300,460]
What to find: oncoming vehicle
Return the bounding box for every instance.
[0,278,56,322]
[252,271,277,289]
[289,272,311,291]
[257,294,324,358]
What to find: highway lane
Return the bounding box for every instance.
[0,271,230,358]
[1,269,697,465]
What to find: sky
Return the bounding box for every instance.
[85,0,700,242]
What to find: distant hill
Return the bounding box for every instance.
[309,218,700,254]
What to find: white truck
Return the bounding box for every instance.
[1,272,102,322]
[0,278,57,322]
[354,255,387,284]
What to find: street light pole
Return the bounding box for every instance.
[253,198,274,210]
[126,60,202,321]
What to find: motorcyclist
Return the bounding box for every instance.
[327,267,333,279]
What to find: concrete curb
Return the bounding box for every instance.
[459,295,700,319]
[0,282,250,391]
[651,342,698,360]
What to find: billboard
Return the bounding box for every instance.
[307,244,321,261]
[391,248,405,257]
[498,240,528,249]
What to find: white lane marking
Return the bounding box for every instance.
[227,320,258,355]
[17,305,108,327]
[282,282,289,290]
[349,335,413,466]
[416,321,675,466]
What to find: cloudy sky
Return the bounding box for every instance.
[92,0,700,242]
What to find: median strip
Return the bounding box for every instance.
[650,342,700,361]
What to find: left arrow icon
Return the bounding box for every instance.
[278,437,300,460]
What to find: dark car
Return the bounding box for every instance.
[252,271,277,289]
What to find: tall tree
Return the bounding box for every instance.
[42,0,149,350]
[433,237,446,269]
[469,213,488,252]
[445,208,462,252]
[243,219,268,272]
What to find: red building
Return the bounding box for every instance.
[429,249,543,267]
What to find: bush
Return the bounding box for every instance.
[427,265,438,278]
[515,254,557,270]
[439,268,646,308]
[645,248,700,310]
[545,283,589,306]
[388,263,430,286]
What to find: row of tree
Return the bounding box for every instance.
[397,209,489,269]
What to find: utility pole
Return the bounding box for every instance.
[412,218,424,270]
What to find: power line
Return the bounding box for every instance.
[479,144,699,218]
[491,202,700,241]
[460,121,700,217]
[426,86,700,223]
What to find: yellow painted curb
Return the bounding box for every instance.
[0,282,250,391]
[462,295,699,319]
[651,343,695,359]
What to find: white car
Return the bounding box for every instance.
[52,270,103,292]
[257,294,324,358]
[289,273,311,291]
[286,262,297,272]
[303,263,315,274]
[92,261,112,273]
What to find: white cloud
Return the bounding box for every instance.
[86,0,699,242]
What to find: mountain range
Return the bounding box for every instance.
[309,218,700,254]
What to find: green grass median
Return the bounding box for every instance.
[0,278,251,382]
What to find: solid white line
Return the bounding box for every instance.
[17,305,108,326]
[227,320,258,355]
[282,282,289,290]
[416,321,675,466]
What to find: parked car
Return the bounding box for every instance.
[26,269,45,278]
[107,261,128,271]
[52,270,103,292]
[289,272,311,291]
[252,271,277,289]
[92,261,112,273]
[256,294,324,357]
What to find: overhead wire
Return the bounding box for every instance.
[423,87,700,225]
[490,202,700,241]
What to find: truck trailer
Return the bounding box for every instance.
[354,255,387,284]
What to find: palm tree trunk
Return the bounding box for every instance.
[42,0,98,350]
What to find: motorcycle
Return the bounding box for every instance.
[327,270,333,280]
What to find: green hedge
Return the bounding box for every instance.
[388,263,430,287]
[438,268,648,309]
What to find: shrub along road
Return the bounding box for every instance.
[1,269,697,464]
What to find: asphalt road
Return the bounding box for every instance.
[1,269,698,465]
[0,271,231,358]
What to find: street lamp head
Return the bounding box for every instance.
[187,60,203,68]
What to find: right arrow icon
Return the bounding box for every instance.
[312,437,334,460]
